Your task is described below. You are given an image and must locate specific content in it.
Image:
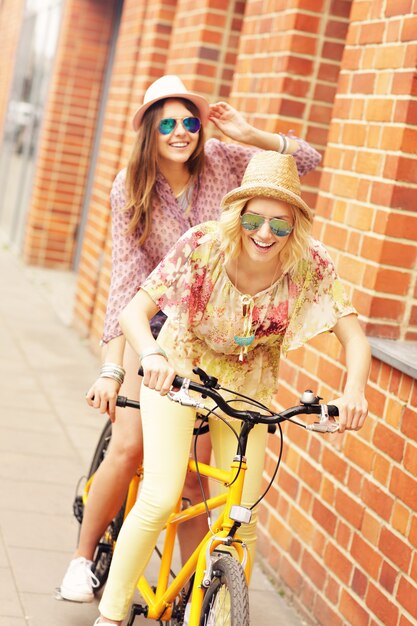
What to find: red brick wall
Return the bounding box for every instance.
[257,2,417,624]
[259,335,417,625]
[74,0,151,340]
[314,0,417,341]
[22,0,118,267]
[229,0,352,209]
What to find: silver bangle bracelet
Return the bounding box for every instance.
[279,133,288,154]
[100,372,124,385]
[139,346,168,363]
[100,362,126,385]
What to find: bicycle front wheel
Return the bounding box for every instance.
[199,556,249,626]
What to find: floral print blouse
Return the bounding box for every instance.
[102,137,321,343]
[141,222,356,410]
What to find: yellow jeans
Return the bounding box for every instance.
[99,384,268,620]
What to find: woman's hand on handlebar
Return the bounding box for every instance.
[141,355,176,395]
[86,377,120,422]
[331,389,368,433]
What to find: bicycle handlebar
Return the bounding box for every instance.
[125,366,339,433]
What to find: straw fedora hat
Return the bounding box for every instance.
[221,151,313,222]
[132,75,210,131]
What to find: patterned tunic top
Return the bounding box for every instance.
[141,222,356,409]
[102,137,321,343]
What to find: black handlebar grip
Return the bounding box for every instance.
[138,366,183,388]
[116,395,128,407]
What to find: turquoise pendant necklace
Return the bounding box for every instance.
[232,256,281,361]
[234,294,255,361]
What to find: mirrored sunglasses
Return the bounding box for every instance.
[240,213,293,237]
[158,116,201,135]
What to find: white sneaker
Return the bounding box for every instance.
[183,602,191,625]
[59,556,100,602]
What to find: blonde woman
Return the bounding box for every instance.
[93,151,370,625]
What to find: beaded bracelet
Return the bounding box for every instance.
[139,346,168,363]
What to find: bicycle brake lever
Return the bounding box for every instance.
[167,378,206,409]
[305,404,340,433]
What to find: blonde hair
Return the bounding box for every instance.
[123,98,205,245]
[219,197,312,275]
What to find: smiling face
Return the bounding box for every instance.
[240,196,294,267]
[156,99,200,168]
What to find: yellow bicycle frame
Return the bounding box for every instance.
[86,455,252,625]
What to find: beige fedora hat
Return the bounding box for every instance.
[221,151,313,222]
[132,75,210,131]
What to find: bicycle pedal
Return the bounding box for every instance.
[72,495,84,524]
[127,602,147,626]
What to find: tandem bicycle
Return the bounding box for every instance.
[73,366,339,626]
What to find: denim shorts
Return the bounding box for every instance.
[150,311,167,339]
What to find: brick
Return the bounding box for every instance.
[362,479,394,521]
[391,184,417,211]
[391,500,410,536]
[385,212,417,240]
[398,374,413,403]
[380,240,417,268]
[389,369,402,396]
[373,422,405,462]
[401,406,417,442]
[279,554,303,594]
[379,526,412,572]
[268,515,293,551]
[312,499,337,534]
[339,588,369,626]
[359,22,385,44]
[301,549,326,590]
[402,16,417,41]
[397,576,417,620]
[352,567,368,597]
[321,447,348,488]
[313,594,344,626]
[352,71,376,93]
[403,442,417,475]
[372,454,391,488]
[390,466,417,509]
[335,489,364,528]
[352,533,382,578]
[361,510,382,545]
[374,268,410,296]
[379,561,398,594]
[366,98,394,121]
[366,581,399,625]
[324,541,353,584]
[385,0,412,16]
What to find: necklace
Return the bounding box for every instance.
[176,177,194,215]
[233,258,282,361]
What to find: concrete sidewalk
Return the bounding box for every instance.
[0,246,307,626]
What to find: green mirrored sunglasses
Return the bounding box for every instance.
[240,213,293,237]
[158,116,201,135]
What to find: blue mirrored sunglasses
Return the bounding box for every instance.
[158,116,201,135]
[240,213,293,237]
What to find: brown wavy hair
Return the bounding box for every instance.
[124,98,206,244]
